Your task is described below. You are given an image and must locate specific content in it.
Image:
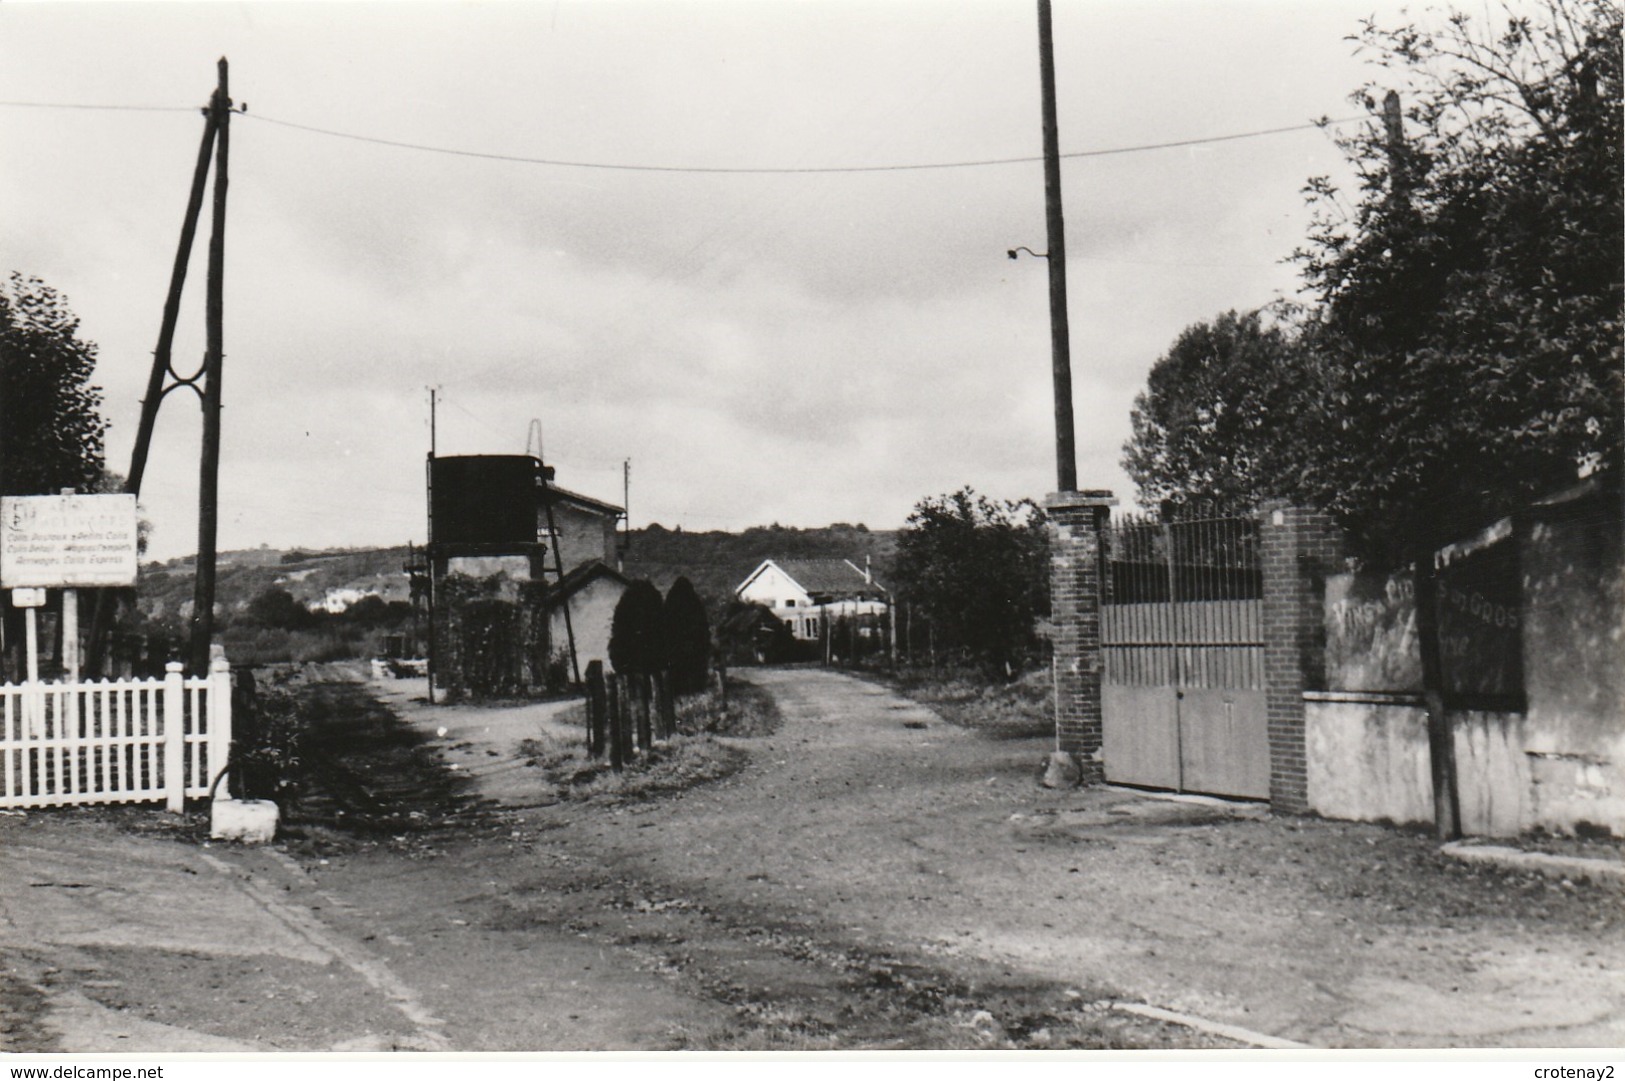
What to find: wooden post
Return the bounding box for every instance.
[1036,0,1078,493]
[585,660,606,758]
[607,675,624,771]
[23,604,41,738]
[635,673,653,751]
[163,660,185,813]
[655,670,676,740]
[62,589,79,684]
[209,652,232,800]
[189,57,233,677]
[1415,554,1461,840]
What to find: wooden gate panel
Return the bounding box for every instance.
[1177,687,1268,798]
[1103,685,1181,789]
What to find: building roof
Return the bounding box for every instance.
[737,557,886,600]
[544,484,623,517]
[543,559,630,606]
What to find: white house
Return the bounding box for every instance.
[735,558,889,641]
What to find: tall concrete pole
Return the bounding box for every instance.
[1037,0,1078,493]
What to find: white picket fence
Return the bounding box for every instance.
[0,657,231,812]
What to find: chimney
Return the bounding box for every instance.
[864,555,872,585]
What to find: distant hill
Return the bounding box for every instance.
[135,523,896,622]
[137,546,416,621]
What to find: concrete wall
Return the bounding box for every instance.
[1304,483,1623,838]
[550,573,625,675]
[1305,693,1433,827]
[1323,568,1419,693]
[1518,497,1625,835]
[548,501,618,573]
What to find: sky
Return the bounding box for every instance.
[1,0,1433,561]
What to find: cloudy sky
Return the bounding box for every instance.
[3,0,1427,560]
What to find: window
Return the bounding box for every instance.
[785,599,796,607]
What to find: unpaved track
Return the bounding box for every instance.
[2,666,1621,1051]
[534,667,1625,1048]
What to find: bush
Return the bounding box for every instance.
[661,576,711,694]
[609,579,664,675]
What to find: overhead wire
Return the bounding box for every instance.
[0,98,1364,173]
[243,111,1363,173]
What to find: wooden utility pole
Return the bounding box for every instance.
[85,85,222,677]
[1384,89,1459,839]
[189,57,232,675]
[539,460,582,687]
[1036,0,1078,493]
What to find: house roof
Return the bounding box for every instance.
[737,558,886,600]
[543,559,630,606]
[544,484,623,517]
[719,604,785,636]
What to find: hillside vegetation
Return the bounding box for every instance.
[127,525,896,665]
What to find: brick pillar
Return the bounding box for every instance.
[1260,501,1345,813]
[1045,490,1117,782]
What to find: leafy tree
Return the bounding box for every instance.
[1123,309,1313,517]
[242,587,316,631]
[661,576,711,694]
[1122,1,1622,562]
[608,579,664,675]
[1296,0,1622,558]
[890,488,1048,678]
[0,274,108,495]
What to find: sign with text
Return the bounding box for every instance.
[1,494,139,588]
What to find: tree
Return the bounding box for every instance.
[889,488,1048,677]
[661,576,711,694]
[608,579,664,675]
[1292,0,1622,559]
[1122,1,1622,563]
[0,274,108,495]
[242,587,316,631]
[1123,309,1314,517]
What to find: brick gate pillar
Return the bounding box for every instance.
[1260,501,1345,813]
[1045,490,1117,782]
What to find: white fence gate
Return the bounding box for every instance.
[0,657,231,812]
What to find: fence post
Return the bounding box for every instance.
[209,653,232,800]
[607,675,624,771]
[586,660,606,758]
[655,670,676,740]
[635,673,653,750]
[163,660,185,813]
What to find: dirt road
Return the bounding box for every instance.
[2,666,1620,1051]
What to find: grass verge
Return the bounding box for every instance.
[869,664,1051,739]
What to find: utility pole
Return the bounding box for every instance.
[620,458,630,572]
[1384,88,1458,840]
[86,79,222,677]
[425,386,438,704]
[1036,0,1078,493]
[188,57,232,675]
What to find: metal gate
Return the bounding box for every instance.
[1101,512,1268,799]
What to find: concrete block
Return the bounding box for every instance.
[210,799,279,844]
